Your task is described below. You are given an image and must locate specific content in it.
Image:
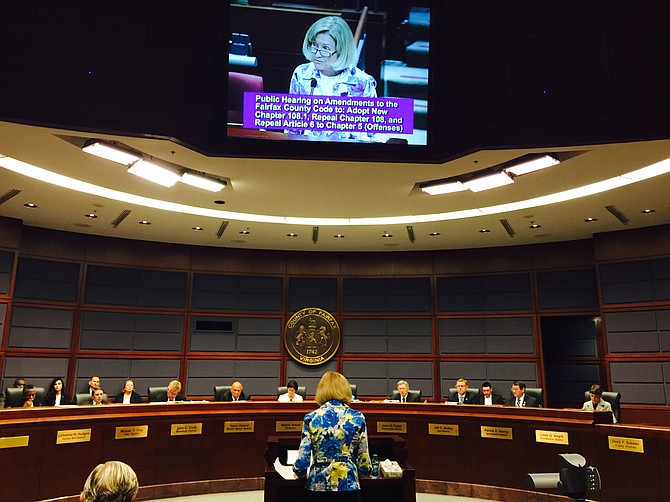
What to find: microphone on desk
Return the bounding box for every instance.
[310,78,317,95]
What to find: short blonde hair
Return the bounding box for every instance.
[456,378,468,386]
[167,380,181,393]
[81,461,139,502]
[302,16,357,72]
[397,380,409,388]
[314,371,352,406]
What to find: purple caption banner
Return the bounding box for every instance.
[243,93,414,134]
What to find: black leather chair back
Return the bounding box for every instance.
[214,386,231,401]
[4,387,24,407]
[350,384,357,400]
[147,386,168,402]
[525,387,543,407]
[74,393,93,405]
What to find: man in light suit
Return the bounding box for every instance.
[505,380,539,407]
[448,378,475,404]
[472,381,505,405]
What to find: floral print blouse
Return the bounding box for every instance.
[293,399,371,491]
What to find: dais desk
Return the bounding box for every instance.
[1,401,667,501]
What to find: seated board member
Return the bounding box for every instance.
[221,381,248,402]
[505,380,540,407]
[278,380,303,402]
[114,379,143,404]
[582,384,617,423]
[155,380,186,402]
[22,384,42,407]
[91,388,106,405]
[472,381,505,405]
[43,377,72,406]
[392,380,421,402]
[447,378,475,404]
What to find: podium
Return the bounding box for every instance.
[264,435,416,502]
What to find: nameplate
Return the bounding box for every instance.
[56,429,92,445]
[428,423,459,436]
[0,435,30,449]
[224,421,254,433]
[276,421,303,433]
[535,430,569,445]
[171,423,202,436]
[377,422,407,434]
[481,426,513,440]
[608,435,644,453]
[115,425,149,440]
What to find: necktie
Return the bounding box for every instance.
[459,395,464,404]
[401,396,405,403]
[516,397,522,407]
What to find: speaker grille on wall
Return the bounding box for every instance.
[505,28,611,101]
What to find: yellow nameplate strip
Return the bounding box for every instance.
[0,435,30,449]
[428,423,459,436]
[115,425,149,440]
[56,429,92,445]
[276,421,303,433]
[481,426,513,440]
[377,422,407,434]
[224,421,254,433]
[535,430,569,445]
[608,435,644,453]
[171,423,202,436]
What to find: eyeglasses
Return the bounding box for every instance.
[308,43,336,58]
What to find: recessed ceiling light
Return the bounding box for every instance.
[429,232,440,236]
[139,220,151,225]
[382,232,393,238]
[529,222,541,228]
[24,203,37,208]
[641,209,655,214]
[479,229,491,233]
[239,229,250,235]
[84,212,97,219]
[192,226,204,231]
[334,234,345,239]
[286,233,298,237]
[584,217,598,222]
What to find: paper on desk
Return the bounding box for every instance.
[274,458,296,480]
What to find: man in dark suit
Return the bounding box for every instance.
[221,381,248,402]
[448,378,475,404]
[472,381,505,405]
[392,380,421,402]
[505,380,539,407]
[156,380,186,402]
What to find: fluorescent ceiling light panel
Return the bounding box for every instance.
[420,181,467,195]
[505,154,560,176]
[128,159,180,187]
[463,171,514,192]
[82,141,142,165]
[180,172,226,192]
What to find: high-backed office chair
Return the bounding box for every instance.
[228,72,264,123]
[74,393,93,405]
[214,386,231,401]
[277,386,307,400]
[584,390,621,423]
[350,384,357,400]
[147,386,168,402]
[391,389,422,402]
[4,387,25,407]
[524,387,543,407]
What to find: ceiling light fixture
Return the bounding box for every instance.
[180,171,227,192]
[504,154,560,176]
[128,159,180,187]
[82,140,142,165]
[463,171,514,192]
[420,180,467,195]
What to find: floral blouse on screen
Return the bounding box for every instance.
[293,399,371,492]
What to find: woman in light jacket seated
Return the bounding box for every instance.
[582,384,617,423]
[278,380,303,402]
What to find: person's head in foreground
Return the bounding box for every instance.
[80,461,139,502]
[302,16,358,76]
[92,389,105,404]
[230,381,243,399]
[314,371,352,405]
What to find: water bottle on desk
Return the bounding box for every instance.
[370,453,380,478]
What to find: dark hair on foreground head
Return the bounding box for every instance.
[80,461,139,502]
[590,384,603,395]
[314,371,352,406]
[286,379,299,390]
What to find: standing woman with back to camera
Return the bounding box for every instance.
[293,371,371,501]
